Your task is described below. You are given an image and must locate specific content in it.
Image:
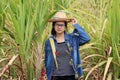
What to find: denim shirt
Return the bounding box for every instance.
[44,23,90,80]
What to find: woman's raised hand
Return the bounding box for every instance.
[72,18,77,25]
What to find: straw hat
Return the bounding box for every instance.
[48,12,72,22]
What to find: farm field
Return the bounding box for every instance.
[0,0,120,80]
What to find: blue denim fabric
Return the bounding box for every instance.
[44,23,90,80]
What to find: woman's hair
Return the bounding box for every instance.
[51,22,67,35]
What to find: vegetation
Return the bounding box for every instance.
[0,0,120,80]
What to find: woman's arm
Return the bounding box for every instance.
[72,18,90,46]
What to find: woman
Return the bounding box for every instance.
[44,12,90,80]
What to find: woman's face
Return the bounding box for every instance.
[54,22,66,34]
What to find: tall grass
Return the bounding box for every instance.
[0,0,55,79]
[83,0,120,79]
[107,0,120,79]
[0,0,120,80]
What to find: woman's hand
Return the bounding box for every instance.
[72,18,77,25]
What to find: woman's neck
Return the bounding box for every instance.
[56,33,65,43]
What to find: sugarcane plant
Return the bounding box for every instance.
[0,0,55,80]
[107,0,120,79]
[0,0,120,80]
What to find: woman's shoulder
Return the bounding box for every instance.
[45,36,53,43]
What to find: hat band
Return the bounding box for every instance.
[53,16,60,19]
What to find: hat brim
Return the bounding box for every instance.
[48,18,72,22]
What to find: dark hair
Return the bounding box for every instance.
[51,22,67,35]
